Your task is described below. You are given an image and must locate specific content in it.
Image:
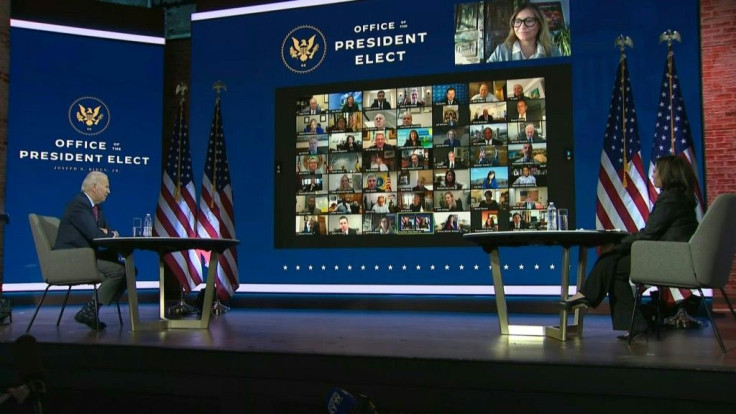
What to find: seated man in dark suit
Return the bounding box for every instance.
[54,171,125,330]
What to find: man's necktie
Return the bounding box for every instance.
[93,205,99,223]
[450,162,454,169]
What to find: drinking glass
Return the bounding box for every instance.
[558,209,569,230]
[132,217,142,237]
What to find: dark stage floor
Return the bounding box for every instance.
[1,301,735,413]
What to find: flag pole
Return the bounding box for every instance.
[614,35,633,186]
[210,81,227,209]
[173,82,187,202]
[659,30,681,155]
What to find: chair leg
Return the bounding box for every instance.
[26,286,51,333]
[699,288,726,353]
[57,286,73,327]
[627,284,643,346]
[93,284,100,331]
[719,288,736,320]
[655,286,664,340]
[116,301,123,325]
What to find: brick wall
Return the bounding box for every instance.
[701,0,736,307]
[0,1,9,292]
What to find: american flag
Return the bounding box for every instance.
[153,96,203,290]
[648,51,704,304]
[595,55,650,232]
[196,97,239,301]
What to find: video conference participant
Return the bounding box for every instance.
[517,123,544,143]
[511,99,543,121]
[367,131,395,151]
[376,216,395,234]
[301,97,323,115]
[336,134,361,152]
[341,94,361,112]
[298,215,321,236]
[442,87,459,105]
[486,2,561,63]
[412,175,430,191]
[328,116,352,133]
[510,212,527,230]
[301,136,326,155]
[366,111,397,130]
[442,214,459,230]
[477,190,500,210]
[363,174,379,192]
[298,155,326,174]
[509,83,529,101]
[475,146,502,167]
[333,215,358,235]
[300,176,323,192]
[512,166,537,187]
[400,87,426,106]
[472,108,494,123]
[300,195,323,214]
[369,90,392,109]
[303,119,324,134]
[438,169,464,190]
[441,129,461,148]
[470,82,499,102]
[408,193,425,212]
[371,195,391,213]
[511,142,545,165]
[440,191,464,212]
[405,152,423,169]
[332,174,355,193]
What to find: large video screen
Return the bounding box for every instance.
[275,65,573,248]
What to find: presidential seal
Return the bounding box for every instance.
[68,96,111,136]
[281,25,327,74]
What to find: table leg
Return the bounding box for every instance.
[164,251,220,329]
[159,257,166,320]
[489,248,508,335]
[123,252,140,331]
[573,246,588,336]
[545,246,572,341]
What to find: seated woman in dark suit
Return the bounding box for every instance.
[560,156,699,339]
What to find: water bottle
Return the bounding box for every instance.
[547,202,558,231]
[143,213,153,237]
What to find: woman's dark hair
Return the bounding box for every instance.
[445,169,456,183]
[656,155,696,198]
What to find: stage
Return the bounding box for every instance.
[1,298,735,413]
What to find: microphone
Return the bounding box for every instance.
[325,387,377,414]
[326,387,356,414]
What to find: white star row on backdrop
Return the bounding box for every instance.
[282,264,557,271]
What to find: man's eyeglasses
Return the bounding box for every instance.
[512,17,538,28]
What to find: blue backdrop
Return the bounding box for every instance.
[186,0,702,292]
[4,25,165,286]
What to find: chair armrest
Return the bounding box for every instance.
[629,241,696,287]
[44,248,103,284]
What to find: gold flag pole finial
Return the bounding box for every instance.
[173,82,189,201]
[660,30,680,154]
[658,30,681,48]
[213,80,227,102]
[614,35,633,56]
[615,36,633,185]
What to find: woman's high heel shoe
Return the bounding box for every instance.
[559,297,590,310]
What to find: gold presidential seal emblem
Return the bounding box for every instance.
[68,96,111,136]
[281,26,327,74]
